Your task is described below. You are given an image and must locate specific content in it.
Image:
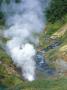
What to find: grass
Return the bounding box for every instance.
[39,23,63,48]
[45,14,67,36]
[0,48,23,87]
[46,21,64,36]
[0,3,67,90]
[45,28,67,62]
[0,48,12,64]
[39,14,67,48]
[6,77,67,90]
[39,14,67,74]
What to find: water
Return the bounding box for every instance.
[35,52,55,77]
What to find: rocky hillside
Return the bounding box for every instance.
[0,0,67,89]
[39,22,67,76]
[0,47,23,87]
[39,0,67,75]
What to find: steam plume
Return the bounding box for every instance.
[1,0,50,81]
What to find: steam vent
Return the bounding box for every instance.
[0,0,67,90]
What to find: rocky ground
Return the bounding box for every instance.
[39,23,67,77]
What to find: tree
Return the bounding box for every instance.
[46,0,67,23]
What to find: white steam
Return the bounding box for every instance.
[7,42,36,81]
[1,0,49,81]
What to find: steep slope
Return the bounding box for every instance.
[0,0,67,89]
[39,22,67,76]
[0,47,23,87]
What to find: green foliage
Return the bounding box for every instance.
[0,65,7,76]
[39,22,63,48]
[1,75,22,87]
[0,12,4,20]
[6,77,67,90]
[46,20,64,35]
[0,47,23,87]
[46,48,59,62]
[0,12,5,25]
[46,0,67,23]
[0,48,12,64]
[59,30,67,45]
[0,0,67,89]
[15,0,21,3]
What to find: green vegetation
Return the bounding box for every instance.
[0,48,23,87]
[39,0,67,79]
[0,0,67,89]
[0,12,5,25]
[40,0,67,48]
[0,48,12,64]
[5,77,67,90]
[46,21,65,35]
[46,0,67,23]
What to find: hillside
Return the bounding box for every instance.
[0,19,67,90]
[0,0,67,90]
[0,47,23,87]
[39,22,67,74]
[39,0,67,76]
[5,77,67,90]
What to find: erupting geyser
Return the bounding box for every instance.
[1,0,50,81]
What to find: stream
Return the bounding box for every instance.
[35,40,62,79]
[35,52,55,79]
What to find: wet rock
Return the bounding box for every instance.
[35,52,55,76]
[41,41,62,52]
